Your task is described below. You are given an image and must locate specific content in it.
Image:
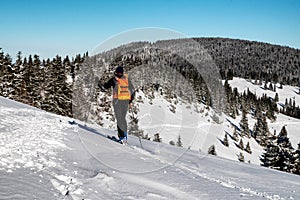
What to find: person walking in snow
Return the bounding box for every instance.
[97,66,135,143]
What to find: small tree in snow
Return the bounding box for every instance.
[238,138,244,150]
[153,133,162,142]
[223,134,229,147]
[232,127,238,142]
[169,140,175,146]
[176,135,183,147]
[238,152,245,162]
[245,142,252,154]
[240,110,250,138]
[208,145,217,156]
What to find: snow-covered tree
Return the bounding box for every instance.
[208,145,217,156]
[245,142,252,154]
[238,138,244,150]
[153,133,162,142]
[128,103,146,138]
[223,134,229,147]
[292,143,300,175]
[176,135,183,147]
[240,110,250,138]
[253,112,270,146]
[261,126,295,173]
[238,152,245,162]
[232,127,239,141]
[261,140,280,168]
[276,126,294,172]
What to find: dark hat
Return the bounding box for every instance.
[115,66,124,74]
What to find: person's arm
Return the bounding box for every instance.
[128,76,135,104]
[104,78,115,89]
[96,77,115,92]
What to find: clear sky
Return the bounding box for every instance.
[0,0,299,59]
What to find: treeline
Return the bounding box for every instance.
[0,48,86,116]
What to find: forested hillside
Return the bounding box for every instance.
[1,38,300,118]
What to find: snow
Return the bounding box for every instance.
[228,77,300,108]
[132,78,300,165]
[1,96,300,199]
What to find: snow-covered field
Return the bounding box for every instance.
[1,96,300,199]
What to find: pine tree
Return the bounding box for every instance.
[128,114,144,138]
[274,93,279,102]
[253,112,270,146]
[261,140,279,168]
[238,152,245,162]
[208,145,217,156]
[223,134,229,147]
[232,127,239,142]
[0,52,13,97]
[292,143,300,175]
[176,135,183,147]
[245,142,252,154]
[240,109,250,138]
[264,81,268,90]
[276,126,294,172]
[238,138,244,150]
[269,83,273,91]
[153,133,162,142]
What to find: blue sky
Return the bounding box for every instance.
[0,0,299,59]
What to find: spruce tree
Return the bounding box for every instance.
[128,114,144,138]
[240,109,250,138]
[176,135,183,147]
[245,142,252,154]
[223,134,229,147]
[208,145,217,156]
[238,152,245,162]
[232,127,239,142]
[292,143,300,175]
[238,138,244,150]
[261,140,279,168]
[153,133,162,142]
[276,126,294,172]
[253,112,270,146]
[274,93,279,102]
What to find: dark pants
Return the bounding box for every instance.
[113,100,129,138]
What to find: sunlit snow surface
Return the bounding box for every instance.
[0,95,300,199]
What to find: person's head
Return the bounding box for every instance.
[114,66,124,78]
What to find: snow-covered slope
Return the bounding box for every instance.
[129,78,300,165]
[228,78,300,107]
[1,96,300,200]
[228,78,300,148]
